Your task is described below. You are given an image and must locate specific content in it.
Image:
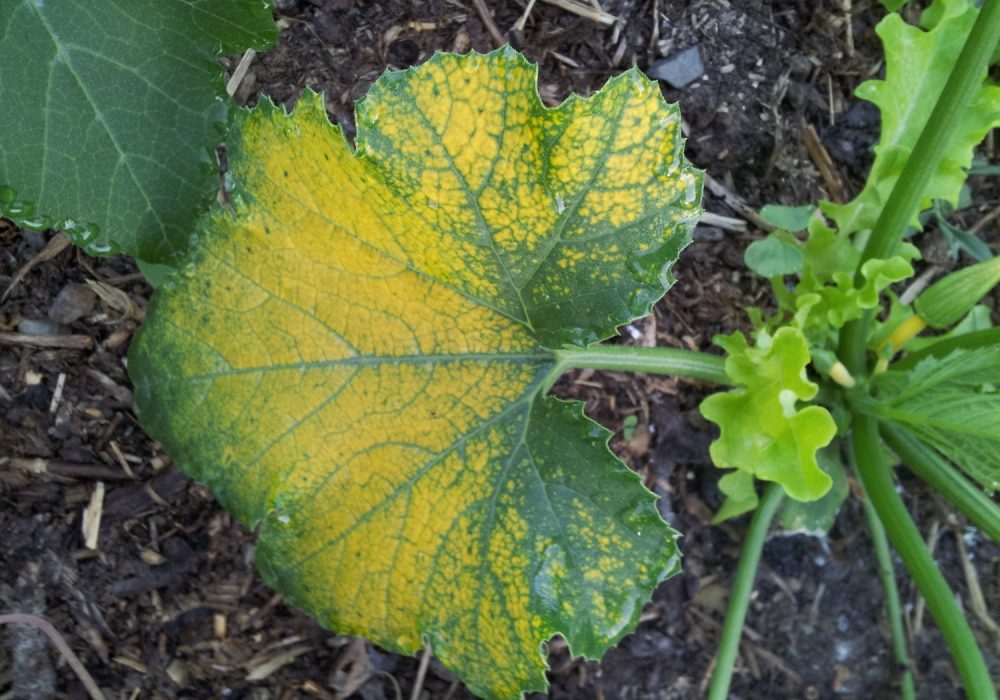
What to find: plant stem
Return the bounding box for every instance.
[852,463,916,700]
[881,423,1000,545]
[706,483,784,700]
[859,0,1000,268]
[840,1,1000,373]
[850,416,997,700]
[549,345,728,391]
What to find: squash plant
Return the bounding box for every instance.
[2,0,1000,697]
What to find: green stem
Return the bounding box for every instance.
[548,345,728,391]
[881,423,1000,545]
[860,0,1000,268]
[851,461,917,700]
[707,483,784,700]
[840,1,1000,373]
[850,415,996,700]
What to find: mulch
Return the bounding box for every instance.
[3,1,1000,698]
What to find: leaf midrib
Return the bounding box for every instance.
[182,351,553,381]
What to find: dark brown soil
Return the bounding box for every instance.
[3,1,1000,699]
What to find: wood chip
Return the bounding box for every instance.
[226,49,257,99]
[245,645,311,681]
[82,481,105,550]
[48,372,66,413]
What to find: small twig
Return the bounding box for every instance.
[511,0,537,33]
[0,613,107,700]
[471,0,506,47]
[648,0,660,55]
[2,233,72,301]
[703,173,772,231]
[899,265,939,306]
[701,211,748,233]
[802,124,848,203]
[0,332,93,350]
[541,0,618,25]
[969,201,1000,235]
[953,528,1000,653]
[842,0,855,58]
[410,640,433,700]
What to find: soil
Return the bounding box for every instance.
[2,1,1000,699]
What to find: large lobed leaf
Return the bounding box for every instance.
[0,0,276,262]
[129,49,701,698]
[823,0,1000,237]
[872,347,1000,493]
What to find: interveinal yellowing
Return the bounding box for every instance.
[130,48,699,699]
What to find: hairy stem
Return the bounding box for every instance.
[548,345,728,391]
[851,462,916,700]
[707,483,784,700]
[0,613,106,700]
[881,423,1000,545]
[860,0,1000,267]
[840,1,1000,373]
[850,416,996,700]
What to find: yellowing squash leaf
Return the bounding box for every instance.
[129,49,701,699]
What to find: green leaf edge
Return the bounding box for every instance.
[0,0,278,262]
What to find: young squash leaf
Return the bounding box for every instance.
[823,0,1000,237]
[129,49,701,699]
[0,0,276,263]
[700,327,837,519]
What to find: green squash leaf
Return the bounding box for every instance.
[713,470,759,523]
[778,446,849,533]
[822,0,1000,237]
[129,49,701,699]
[0,0,277,262]
[700,327,837,505]
[744,234,804,277]
[871,347,1000,493]
[784,219,916,339]
[759,204,814,232]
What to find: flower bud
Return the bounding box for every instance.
[914,257,1000,329]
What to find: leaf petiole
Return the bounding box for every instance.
[880,423,1000,545]
[706,482,784,700]
[546,344,729,392]
[851,455,916,700]
[851,415,996,700]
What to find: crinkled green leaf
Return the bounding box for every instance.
[872,347,1000,493]
[781,218,917,339]
[794,255,914,330]
[700,327,837,503]
[0,0,277,262]
[778,446,849,533]
[713,470,758,523]
[823,0,1000,237]
[129,49,701,699]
